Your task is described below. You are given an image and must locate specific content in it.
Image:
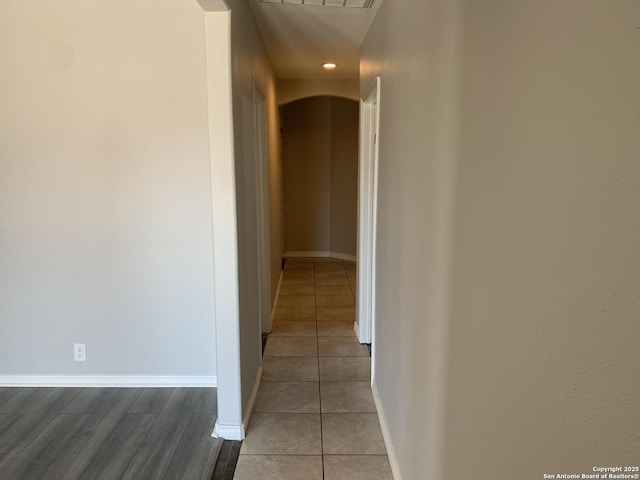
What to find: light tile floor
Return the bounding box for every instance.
[233,257,393,480]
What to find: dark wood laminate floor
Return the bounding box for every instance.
[0,387,222,480]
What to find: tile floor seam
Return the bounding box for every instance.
[235,453,323,456]
[235,258,391,479]
[322,453,389,456]
[257,380,319,383]
[312,259,326,480]
[318,355,370,359]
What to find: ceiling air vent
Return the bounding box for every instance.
[258,0,376,8]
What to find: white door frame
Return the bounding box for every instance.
[356,77,381,349]
[253,81,272,336]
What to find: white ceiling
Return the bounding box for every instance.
[248,0,381,79]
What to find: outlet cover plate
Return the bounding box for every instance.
[74,344,86,362]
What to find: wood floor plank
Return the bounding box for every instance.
[127,387,173,414]
[77,414,157,480]
[194,388,217,415]
[0,413,88,480]
[38,389,143,480]
[163,414,222,480]
[29,388,83,414]
[0,388,53,414]
[0,414,22,438]
[61,387,140,414]
[121,388,201,480]
[60,388,110,414]
[0,388,82,459]
[0,388,222,480]
[0,389,20,407]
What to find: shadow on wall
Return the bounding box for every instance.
[281,96,359,258]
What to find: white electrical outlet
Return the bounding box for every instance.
[74,343,86,362]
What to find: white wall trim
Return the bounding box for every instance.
[353,321,361,338]
[269,269,284,331]
[212,364,262,441]
[0,375,217,388]
[356,76,381,346]
[284,250,356,262]
[212,421,245,441]
[242,364,263,432]
[254,80,273,339]
[372,380,403,480]
[204,10,244,441]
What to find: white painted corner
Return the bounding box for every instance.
[211,364,262,441]
[212,420,245,441]
[242,364,263,431]
[269,269,284,332]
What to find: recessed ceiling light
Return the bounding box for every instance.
[323,63,337,69]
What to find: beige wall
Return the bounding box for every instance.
[278,78,359,106]
[283,97,332,252]
[267,93,283,307]
[282,96,358,257]
[226,0,280,416]
[330,99,360,256]
[444,1,640,477]
[361,0,640,478]
[203,10,241,434]
[0,0,216,378]
[360,0,460,477]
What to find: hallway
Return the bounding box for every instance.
[233,257,392,479]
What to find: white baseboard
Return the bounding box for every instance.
[372,380,403,480]
[0,375,217,388]
[242,364,262,432]
[268,270,284,332]
[212,421,245,441]
[212,364,262,441]
[285,251,357,262]
[284,250,326,258]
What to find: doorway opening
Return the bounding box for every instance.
[280,96,360,265]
